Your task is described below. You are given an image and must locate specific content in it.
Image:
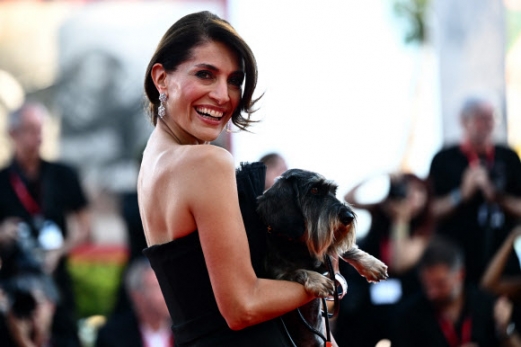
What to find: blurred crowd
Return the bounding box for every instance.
[1,95,520,347]
[0,103,171,347]
[335,96,521,347]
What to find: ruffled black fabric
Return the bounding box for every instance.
[236,162,269,277]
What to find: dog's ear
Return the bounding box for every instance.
[256,176,306,240]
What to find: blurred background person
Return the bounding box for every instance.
[428,96,521,286]
[0,102,91,347]
[110,143,148,317]
[494,296,521,347]
[95,257,173,347]
[392,236,509,347]
[335,172,433,347]
[0,273,59,347]
[480,226,521,345]
[259,152,288,191]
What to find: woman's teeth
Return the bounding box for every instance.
[196,107,224,119]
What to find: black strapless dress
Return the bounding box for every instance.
[143,162,293,347]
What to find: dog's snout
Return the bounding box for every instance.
[340,209,355,225]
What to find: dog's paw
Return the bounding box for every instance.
[342,247,389,283]
[303,271,335,297]
[360,258,389,283]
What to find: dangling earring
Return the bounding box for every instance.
[158,93,167,119]
[226,120,233,133]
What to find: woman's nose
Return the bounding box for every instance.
[209,79,230,104]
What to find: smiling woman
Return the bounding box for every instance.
[137,11,335,347]
[149,41,243,143]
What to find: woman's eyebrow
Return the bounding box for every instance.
[195,63,218,71]
[195,63,244,75]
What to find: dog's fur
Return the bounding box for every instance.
[257,169,388,347]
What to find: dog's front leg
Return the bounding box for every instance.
[341,246,388,282]
[277,269,335,297]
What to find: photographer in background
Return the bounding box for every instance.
[0,102,91,346]
[0,272,59,347]
[428,95,521,285]
[335,172,434,347]
[392,236,514,347]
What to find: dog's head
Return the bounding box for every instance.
[257,169,356,261]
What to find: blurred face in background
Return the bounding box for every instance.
[143,268,169,318]
[406,180,428,218]
[265,157,288,190]
[462,102,496,148]
[419,264,464,308]
[9,106,44,163]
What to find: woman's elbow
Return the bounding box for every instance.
[219,300,257,330]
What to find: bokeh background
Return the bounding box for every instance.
[0,0,520,324]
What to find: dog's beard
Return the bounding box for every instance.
[302,203,356,261]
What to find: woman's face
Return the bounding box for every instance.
[163,40,244,144]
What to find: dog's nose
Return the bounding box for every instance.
[340,209,355,225]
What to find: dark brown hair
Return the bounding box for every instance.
[144,11,260,129]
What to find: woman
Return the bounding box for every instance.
[138,11,326,346]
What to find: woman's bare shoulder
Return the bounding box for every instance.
[146,144,233,177]
[147,144,236,199]
[179,145,235,177]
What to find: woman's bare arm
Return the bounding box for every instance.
[184,146,316,330]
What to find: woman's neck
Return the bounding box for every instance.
[157,118,207,145]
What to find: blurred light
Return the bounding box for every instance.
[504,0,521,10]
[353,173,391,205]
[514,235,521,268]
[0,70,24,111]
[353,208,371,240]
[375,339,392,347]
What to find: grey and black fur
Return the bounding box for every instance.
[257,169,388,347]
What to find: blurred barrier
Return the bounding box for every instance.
[67,244,128,318]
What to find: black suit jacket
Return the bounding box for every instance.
[392,286,500,347]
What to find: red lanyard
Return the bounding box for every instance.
[9,171,41,216]
[460,141,494,168]
[437,315,472,347]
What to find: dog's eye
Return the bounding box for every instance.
[311,187,319,195]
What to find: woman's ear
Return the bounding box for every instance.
[151,63,168,93]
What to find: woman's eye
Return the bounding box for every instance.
[196,71,213,80]
[228,74,244,87]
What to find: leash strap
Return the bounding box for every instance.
[281,255,341,346]
[297,308,327,343]
[324,255,340,318]
[322,297,332,343]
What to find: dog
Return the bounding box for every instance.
[257,168,388,347]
